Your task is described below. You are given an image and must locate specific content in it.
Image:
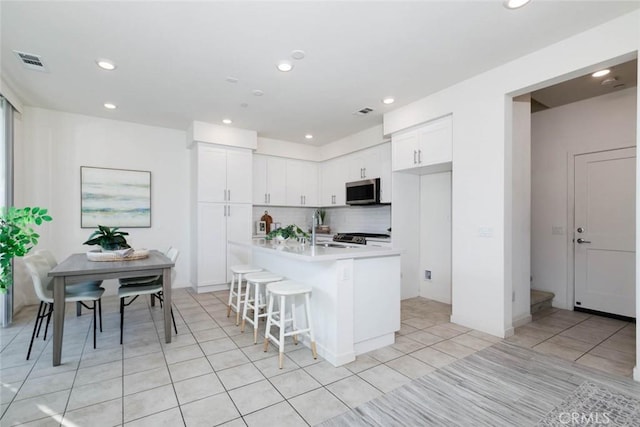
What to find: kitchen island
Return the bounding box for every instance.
[230,239,402,366]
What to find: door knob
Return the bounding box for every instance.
[577,227,584,233]
[576,238,591,244]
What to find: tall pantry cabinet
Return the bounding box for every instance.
[191,142,253,292]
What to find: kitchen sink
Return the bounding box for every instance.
[317,243,359,249]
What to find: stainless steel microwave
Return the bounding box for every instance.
[346,178,380,205]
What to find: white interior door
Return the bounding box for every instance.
[574,147,636,317]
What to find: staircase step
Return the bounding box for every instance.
[530,289,554,314]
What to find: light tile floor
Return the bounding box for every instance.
[0,290,635,426]
[508,305,636,377]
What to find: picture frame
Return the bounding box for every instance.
[256,220,266,236]
[81,166,151,228]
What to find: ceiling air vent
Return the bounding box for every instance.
[13,50,47,72]
[353,107,374,116]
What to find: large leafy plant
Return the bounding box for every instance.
[83,225,131,250]
[266,224,309,241]
[0,207,53,293]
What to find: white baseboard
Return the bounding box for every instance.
[191,283,228,294]
[512,313,532,328]
[634,366,640,382]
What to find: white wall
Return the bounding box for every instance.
[511,95,532,327]
[255,125,387,163]
[319,125,387,162]
[531,88,637,310]
[255,137,318,161]
[419,172,452,304]
[392,172,420,299]
[15,108,191,305]
[384,10,639,337]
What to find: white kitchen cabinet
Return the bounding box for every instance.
[348,147,382,181]
[286,159,318,206]
[392,115,452,172]
[191,142,253,292]
[320,157,348,206]
[375,143,392,203]
[195,143,252,203]
[252,155,287,205]
[193,202,251,289]
[319,143,392,206]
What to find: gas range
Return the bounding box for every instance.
[333,232,391,245]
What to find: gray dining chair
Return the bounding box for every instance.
[36,249,104,318]
[118,247,179,344]
[23,253,105,359]
[118,246,172,305]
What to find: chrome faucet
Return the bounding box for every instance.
[311,209,318,246]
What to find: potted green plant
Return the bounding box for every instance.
[266,224,309,243]
[1,206,53,327]
[0,206,53,294]
[318,208,326,225]
[83,225,131,251]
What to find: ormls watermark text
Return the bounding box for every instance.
[558,412,611,425]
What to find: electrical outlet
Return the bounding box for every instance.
[425,270,431,280]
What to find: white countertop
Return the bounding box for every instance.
[231,239,401,262]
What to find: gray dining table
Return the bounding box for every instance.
[48,250,175,366]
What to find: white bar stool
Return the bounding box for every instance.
[241,271,284,343]
[263,280,317,369]
[228,265,263,325]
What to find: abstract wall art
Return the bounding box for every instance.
[81,166,151,228]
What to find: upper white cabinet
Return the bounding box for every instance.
[320,157,348,206]
[348,147,382,181]
[319,143,392,206]
[195,144,252,203]
[377,143,392,203]
[253,155,287,205]
[392,115,452,172]
[286,159,318,206]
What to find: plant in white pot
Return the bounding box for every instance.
[83,225,131,251]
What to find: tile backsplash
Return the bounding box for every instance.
[252,205,391,235]
[324,205,391,234]
[253,207,316,233]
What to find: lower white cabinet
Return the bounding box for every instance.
[191,202,252,291]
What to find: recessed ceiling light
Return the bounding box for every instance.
[503,0,531,9]
[96,59,116,71]
[252,89,264,96]
[291,50,306,60]
[382,97,395,105]
[103,102,117,110]
[277,61,293,72]
[592,69,611,78]
[305,134,313,140]
[222,118,233,124]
